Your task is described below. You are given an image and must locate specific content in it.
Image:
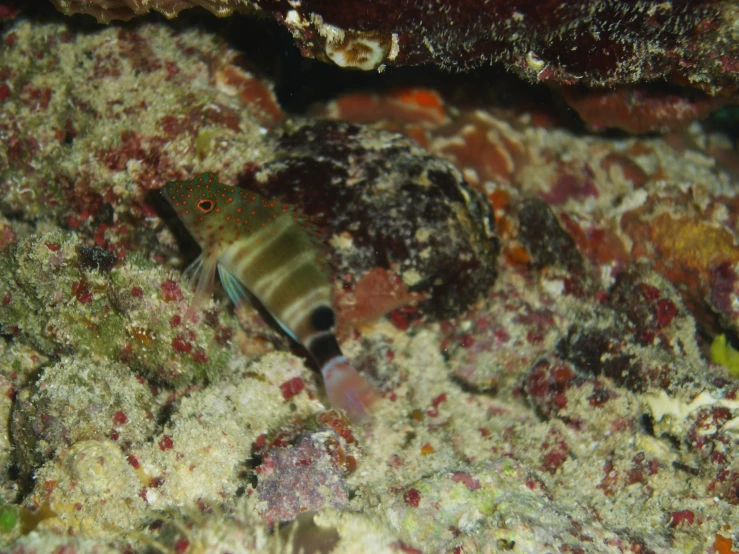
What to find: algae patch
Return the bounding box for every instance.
[0,230,234,384]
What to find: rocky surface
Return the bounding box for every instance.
[0,8,738,554]
[46,1,739,92]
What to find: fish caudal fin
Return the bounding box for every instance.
[321,357,379,422]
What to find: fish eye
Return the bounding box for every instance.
[197,199,215,214]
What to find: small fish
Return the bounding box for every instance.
[162,172,378,421]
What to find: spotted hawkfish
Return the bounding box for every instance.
[161,172,378,421]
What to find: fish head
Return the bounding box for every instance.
[162,173,244,253]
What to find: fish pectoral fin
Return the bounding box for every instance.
[183,254,204,288]
[218,266,301,342]
[183,253,218,321]
[218,265,252,311]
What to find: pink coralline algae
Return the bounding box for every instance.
[255,432,350,525]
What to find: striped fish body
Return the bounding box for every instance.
[162,173,377,421]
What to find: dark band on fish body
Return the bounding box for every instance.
[308,333,342,366]
[311,306,335,332]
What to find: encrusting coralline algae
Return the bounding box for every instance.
[1,8,739,554]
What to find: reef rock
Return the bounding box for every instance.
[49,0,739,93]
[11,356,159,479]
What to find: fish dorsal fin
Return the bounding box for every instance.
[218,264,299,342]
[183,253,219,321]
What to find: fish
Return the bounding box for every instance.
[161,172,378,421]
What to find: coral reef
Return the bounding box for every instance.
[383,459,630,552]
[1,8,739,554]
[24,439,147,536]
[43,0,739,133]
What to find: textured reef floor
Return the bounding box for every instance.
[1,7,739,554]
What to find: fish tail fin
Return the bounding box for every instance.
[321,356,379,422]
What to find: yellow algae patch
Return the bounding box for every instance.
[649,214,739,272]
[711,334,739,377]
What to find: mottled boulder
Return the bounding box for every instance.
[11,357,158,478]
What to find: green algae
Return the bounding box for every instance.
[0,230,234,385]
[0,504,17,533]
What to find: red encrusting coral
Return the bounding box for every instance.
[540,428,570,474]
[161,280,183,303]
[668,510,695,527]
[563,86,737,133]
[403,488,421,508]
[158,435,174,451]
[279,377,305,401]
[71,280,93,304]
[171,334,193,354]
